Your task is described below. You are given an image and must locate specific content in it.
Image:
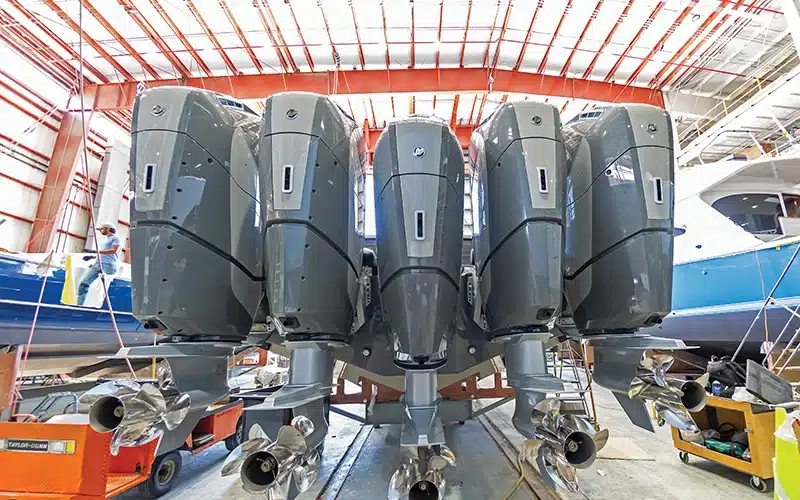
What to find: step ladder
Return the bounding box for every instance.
[546,341,599,428]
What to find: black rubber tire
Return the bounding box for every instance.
[749,476,772,493]
[225,417,245,452]
[679,451,690,464]
[139,451,182,498]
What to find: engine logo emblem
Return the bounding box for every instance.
[151,105,165,116]
[413,147,426,157]
[286,108,298,120]
[647,123,658,133]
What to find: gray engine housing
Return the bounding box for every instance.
[470,102,566,334]
[129,87,263,339]
[260,92,366,338]
[372,116,464,368]
[563,104,675,332]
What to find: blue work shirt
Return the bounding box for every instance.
[98,234,121,274]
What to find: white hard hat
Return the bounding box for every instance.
[98,223,117,233]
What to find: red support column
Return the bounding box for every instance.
[27,112,92,253]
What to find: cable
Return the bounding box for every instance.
[503,453,525,500]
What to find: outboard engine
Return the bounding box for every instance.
[373,115,463,458]
[563,104,675,332]
[469,101,567,334]
[232,92,367,499]
[259,91,366,341]
[372,115,464,370]
[129,87,263,340]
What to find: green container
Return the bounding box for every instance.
[774,408,800,499]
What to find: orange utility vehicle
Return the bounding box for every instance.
[0,399,244,498]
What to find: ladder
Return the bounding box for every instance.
[546,341,599,428]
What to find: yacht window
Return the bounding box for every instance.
[711,193,783,235]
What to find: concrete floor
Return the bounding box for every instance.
[135,382,766,500]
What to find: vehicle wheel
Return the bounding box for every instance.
[139,451,182,498]
[225,417,245,451]
[679,451,690,464]
[749,476,771,493]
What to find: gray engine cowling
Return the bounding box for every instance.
[563,104,675,332]
[129,87,263,340]
[260,92,366,339]
[469,102,566,334]
[372,116,464,368]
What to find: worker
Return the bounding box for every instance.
[77,223,120,306]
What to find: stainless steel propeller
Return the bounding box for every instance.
[222,416,321,499]
[388,445,455,499]
[629,354,708,431]
[524,398,609,492]
[79,365,191,455]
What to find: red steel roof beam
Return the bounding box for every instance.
[489,1,513,72]
[185,0,239,75]
[148,0,212,76]
[317,2,339,67]
[252,2,291,73]
[581,0,636,79]
[81,0,162,79]
[0,10,84,88]
[482,2,503,67]
[538,0,573,74]
[717,0,782,15]
[435,2,444,68]
[474,94,488,123]
[288,2,316,71]
[218,0,263,73]
[42,0,136,81]
[603,1,665,83]
[560,0,604,77]
[380,2,390,68]
[410,1,416,68]
[5,0,108,83]
[650,0,741,88]
[514,0,543,71]
[450,94,460,127]
[0,20,73,89]
[79,68,668,110]
[624,1,700,86]
[260,0,299,72]
[349,2,366,70]
[667,0,768,88]
[459,0,472,68]
[117,0,192,78]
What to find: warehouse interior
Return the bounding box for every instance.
[0,0,800,498]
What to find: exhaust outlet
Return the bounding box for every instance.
[409,479,439,500]
[89,396,125,432]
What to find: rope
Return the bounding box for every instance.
[503,453,525,500]
[75,1,136,379]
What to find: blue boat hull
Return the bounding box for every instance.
[0,255,149,347]
[656,241,800,357]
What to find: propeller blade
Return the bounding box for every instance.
[292,448,321,492]
[163,393,191,430]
